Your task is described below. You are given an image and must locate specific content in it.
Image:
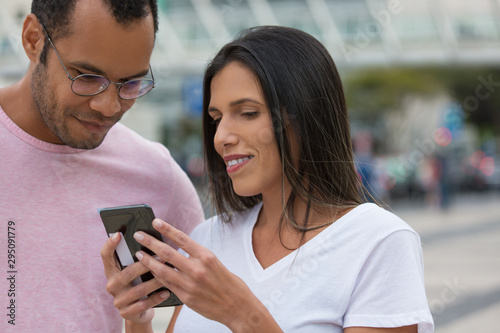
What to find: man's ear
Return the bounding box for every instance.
[22,14,45,63]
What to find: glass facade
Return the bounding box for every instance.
[2,0,500,76]
[1,0,499,140]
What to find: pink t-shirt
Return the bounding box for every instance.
[0,107,204,332]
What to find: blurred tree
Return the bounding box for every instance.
[344,66,500,138]
[432,67,500,138]
[161,117,203,163]
[344,67,444,121]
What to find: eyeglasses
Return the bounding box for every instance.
[37,18,155,100]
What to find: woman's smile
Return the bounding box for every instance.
[208,62,283,197]
[224,155,254,173]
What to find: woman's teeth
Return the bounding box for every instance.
[228,156,253,167]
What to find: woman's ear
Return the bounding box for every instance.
[22,14,45,63]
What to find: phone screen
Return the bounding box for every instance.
[99,204,183,307]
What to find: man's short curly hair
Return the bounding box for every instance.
[31,0,158,65]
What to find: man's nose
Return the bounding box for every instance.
[88,85,121,117]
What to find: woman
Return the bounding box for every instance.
[101,26,434,332]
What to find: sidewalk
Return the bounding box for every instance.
[392,192,500,332]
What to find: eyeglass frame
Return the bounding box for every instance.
[36,17,156,100]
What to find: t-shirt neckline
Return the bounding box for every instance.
[0,106,86,154]
[244,202,375,279]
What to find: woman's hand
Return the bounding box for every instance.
[100,232,171,328]
[133,219,283,333]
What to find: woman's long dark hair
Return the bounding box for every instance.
[203,26,363,232]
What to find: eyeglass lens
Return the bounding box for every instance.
[71,75,154,99]
[120,79,155,99]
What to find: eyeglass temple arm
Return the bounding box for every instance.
[36,17,75,81]
[149,65,156,86]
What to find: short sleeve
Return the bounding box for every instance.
[344,230,434,332]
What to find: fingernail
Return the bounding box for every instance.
[153,255,161,261]
[159,291,170,299]
[134,232,144,241]
[135,251,143,260]
[111,232,120,241]
[153,219,162,228]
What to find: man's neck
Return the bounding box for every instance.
[0,75,62,144]
[0,76,32,120]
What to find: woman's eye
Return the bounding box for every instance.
[211,118,221,126]
[242,111,258,118]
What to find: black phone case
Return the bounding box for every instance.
[99,204,183,307]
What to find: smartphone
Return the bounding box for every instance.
[99,204,182,307]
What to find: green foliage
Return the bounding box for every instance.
[161,117,202,153]
[430,67,500,135]
[344,67,444,119]
[344,66,500,135]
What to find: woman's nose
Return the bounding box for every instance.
[213,118,239,150]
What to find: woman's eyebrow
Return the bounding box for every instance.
[208,98,264,112]
[229,98,264,107]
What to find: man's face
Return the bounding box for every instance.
[31,0,155,149]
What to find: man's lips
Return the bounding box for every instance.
[77,119,113,133]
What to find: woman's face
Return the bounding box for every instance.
[208,62,283,198]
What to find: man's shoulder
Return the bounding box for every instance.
[105,122,158,145]
[101,123,171,160]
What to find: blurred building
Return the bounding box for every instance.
[152,0,500,67]
[1,0,499,186]
[2,0,499,131]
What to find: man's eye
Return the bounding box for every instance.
[77,75,97,82]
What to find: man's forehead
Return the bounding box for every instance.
[57,24,154,79]
[70,0,153,29]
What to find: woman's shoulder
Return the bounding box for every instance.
[188,203,262,242]
[337,203,419,241]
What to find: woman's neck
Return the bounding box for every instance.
[258,185,352,236]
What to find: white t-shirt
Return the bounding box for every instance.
[0,107,204,333]
[174,202,434,333]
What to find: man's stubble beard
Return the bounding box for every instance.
[31,63,108,150]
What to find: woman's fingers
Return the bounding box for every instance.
[100,232,122,278]
[105,260,152,294]
[131,223,262,327]
[133,230,192,272]
[134,250,185,288]
[113,275,166,309]
[118,286,170,322]
[152,219,201,256]
[100,232,172,325]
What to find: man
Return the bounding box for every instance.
[0,0,204,332]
